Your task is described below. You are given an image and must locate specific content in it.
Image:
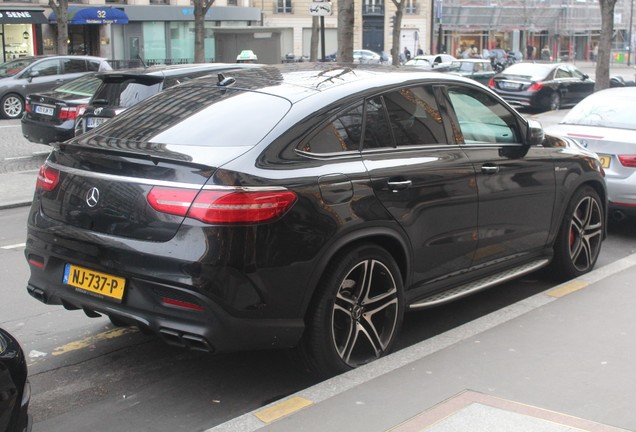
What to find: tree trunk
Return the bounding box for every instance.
[194,0,214,63]
[390,0,405,65]
[337,0,354,63]
[49,0,69,55]
[310,16,319,61]
[595,0,617,90]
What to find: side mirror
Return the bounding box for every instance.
[582,73,590,81]
[27,70,39,82]
[526,118,545,146]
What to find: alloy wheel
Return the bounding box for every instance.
[568,195,603,272]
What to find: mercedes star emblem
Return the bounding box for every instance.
[86,187,100,208]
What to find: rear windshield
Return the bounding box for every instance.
[561,93,636,130]
[84,81,292,148]
[92,79,162,108]
[503,63,551,80]
[55,74,101,96]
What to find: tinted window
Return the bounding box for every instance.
[63,58,87,74]
[555,67,571,79]
[32,59,60,77]
[363,96,393,149]
[448,86,519,144]
[87,60,103,72]
[299,103,364,153]
[382,86,445,146]
[92,80,162,108]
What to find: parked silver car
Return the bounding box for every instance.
[0,55,111,119]
[545,87,636,221]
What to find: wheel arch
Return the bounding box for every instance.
[299,227,411,318]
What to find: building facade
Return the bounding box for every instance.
[1,0,633,64]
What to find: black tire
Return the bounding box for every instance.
[551,186,603,280]
[0,93,24,119]
[548,91,561,111]
[300,244,405,378]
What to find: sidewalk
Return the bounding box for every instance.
[209,252,636,432]
[0,170,37,210]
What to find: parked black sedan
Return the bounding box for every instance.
[447,58,496,85]
[488,62,595,111]
[25,63,606,378]
[21,73,101,145]
[0,328,30,432]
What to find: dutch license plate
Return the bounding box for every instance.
[35,105,54,116]
[86,116,108,128]
[63,263,126,302]
[598,154,611,168]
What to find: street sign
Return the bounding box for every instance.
[309,2,332,16]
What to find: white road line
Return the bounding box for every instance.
[1,243,26,250]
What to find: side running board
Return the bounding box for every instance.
[409,258,550,310]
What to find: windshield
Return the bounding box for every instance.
[561,93,636,130]
[55,74,101,97]
[0,57,37,78]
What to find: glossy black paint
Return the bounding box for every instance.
[0,329,30,432]
[25,63,606,357]
[489,62,595,111]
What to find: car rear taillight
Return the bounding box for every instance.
[618,155,636,168]
[25,100,32,113]
[36,165,60,192]
[147,187,298,224]
[58,105,84,120]
[528,82,544,91]
[488,78,495,87]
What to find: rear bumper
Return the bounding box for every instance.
[21,117,75,145]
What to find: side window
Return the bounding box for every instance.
[382,86,446,146]
[555,68,571,79]
[363,96,393,149]
[87,60,102,72]
[447,86,520,144]
[63,59,88,74]
[298,103,364,154]
[31,59,60,77]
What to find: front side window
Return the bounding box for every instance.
[276,0,292,13]
[447,86,519,144]
[31,59,60,77]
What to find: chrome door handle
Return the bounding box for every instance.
[387,180,412,192]
[481,165,499,175]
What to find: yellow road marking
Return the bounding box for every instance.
[547,280,589,298]
[52,327,138,356]
[254,396,313,423]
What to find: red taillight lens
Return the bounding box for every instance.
[147,187,297,224]
[618,155,636,167]
[488,78,495,87]
[36,165,60,192]
[58,106,81,120]
[528,82,544,92]
[25,100,32,113]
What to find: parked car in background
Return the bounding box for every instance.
[0,328,30,432]
[21,73,101,144]
[353,49,382,64]
[75,63,258,136]
[26,63,606,379]
[0,55,111,119]
[545,87,636,222]
[488,62,595,111]
[447,59,496,85]
[405,54,457,71]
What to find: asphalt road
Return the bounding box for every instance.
[1,110,635,431]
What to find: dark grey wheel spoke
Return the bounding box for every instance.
[331,258,399,367]
[569,196,603,271]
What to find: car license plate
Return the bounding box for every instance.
[598,154,611,168]
[63,263,126,302]
[500,81,520,90]
[86,117,108,128]
[35,105,54,116]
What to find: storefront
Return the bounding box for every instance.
[48,7,129,57]
[0,9,47,62]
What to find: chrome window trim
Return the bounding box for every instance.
[45,161,288,192]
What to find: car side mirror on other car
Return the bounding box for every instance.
[527,118,545,146]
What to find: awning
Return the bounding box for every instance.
[49,7,129,25]
[0,10,48,24]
